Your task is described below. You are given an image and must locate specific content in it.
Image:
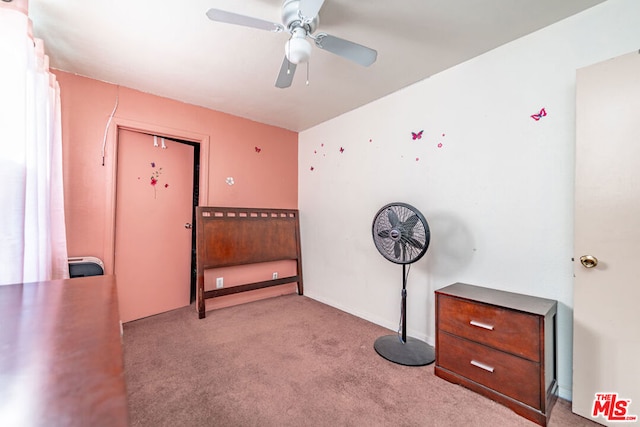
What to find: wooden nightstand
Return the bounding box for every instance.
[435,283,558,426]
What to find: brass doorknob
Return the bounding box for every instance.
[580,255,598,268]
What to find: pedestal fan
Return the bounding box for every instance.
[372,202,435,366]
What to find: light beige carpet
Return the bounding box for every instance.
[122,294,598,427]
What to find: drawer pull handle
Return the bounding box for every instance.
[470,360,495,373]
[470,320,494,330]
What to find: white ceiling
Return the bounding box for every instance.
[28,0,605,132]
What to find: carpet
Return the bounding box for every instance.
[122,294,598,427]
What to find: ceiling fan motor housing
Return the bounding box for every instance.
[282,0,319,33]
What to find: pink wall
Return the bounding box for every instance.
[55,71,299,311]
[0,0,28,15]
[56,70,297,258]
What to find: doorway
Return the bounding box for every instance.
[104,122,209,322]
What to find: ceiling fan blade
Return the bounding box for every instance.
[206,9,284,32]
[275,56,297,88]
[299,0,325,19]
[314,33,377,67]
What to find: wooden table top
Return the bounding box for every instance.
[0,275,128,426]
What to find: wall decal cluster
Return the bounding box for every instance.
[308,127,452,172]
[147,161,168,199]
[309,143,327,171]
[408,129,446,162]
[308,104,546,173]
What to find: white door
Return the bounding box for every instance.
[573,51,640,424]
[115,129,195,322]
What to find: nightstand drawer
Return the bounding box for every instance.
[438,332,541,409]
[437,294,540,361]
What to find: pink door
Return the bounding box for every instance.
[115,129,194,322]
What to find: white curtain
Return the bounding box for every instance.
[0,7,69,285]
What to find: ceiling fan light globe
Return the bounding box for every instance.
[285,37,311,64]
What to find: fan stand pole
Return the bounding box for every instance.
[373,264,435,366]
[401,264,407,343]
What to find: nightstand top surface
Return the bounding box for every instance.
[436,282,557,316]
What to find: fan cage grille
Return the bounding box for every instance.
[372,203,430,265]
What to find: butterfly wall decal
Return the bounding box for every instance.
[531,108,547,121]
[254,146,262,153]
[411,130,424,140]
[339,147,344,153]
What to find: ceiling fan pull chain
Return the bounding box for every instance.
[306,61,310,85]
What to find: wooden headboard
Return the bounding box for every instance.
[195,206,303,319]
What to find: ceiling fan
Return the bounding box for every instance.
[206,0,377,88]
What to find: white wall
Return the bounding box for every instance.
[299,0,640,401]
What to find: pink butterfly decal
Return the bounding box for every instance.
[531,108,547,121]
[415,157,420,161]
[339,147,344,153]
[164,184,169,188]
[310,166,314,171]
[255,146,261,153]
[412,130,424,140]
[437,143,443,148]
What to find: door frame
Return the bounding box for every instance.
[103,118,210,280]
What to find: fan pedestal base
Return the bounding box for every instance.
[374,335,435,366]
